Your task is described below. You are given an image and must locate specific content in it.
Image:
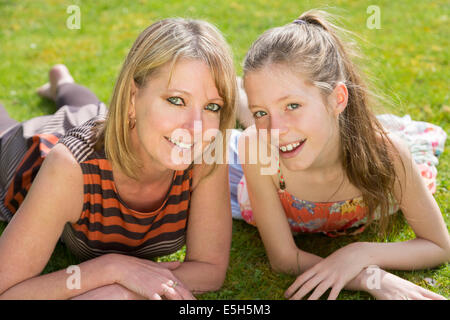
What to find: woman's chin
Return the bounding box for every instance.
[163,159,193,171]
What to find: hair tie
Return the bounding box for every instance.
[292,19,307,26]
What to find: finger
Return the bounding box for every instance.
[150,293,162,300]
[175,287,196,300]
[419,289,447,300]
[308,279,333,300]
[158,261,181,270]
[169,280,196,300]
[160,283,183,300]
[328,281,345,300]
[289,275,324,300]
[285,269,317,298]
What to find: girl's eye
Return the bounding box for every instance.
[167,97,185,106]
[253,110,267,119]
[286,103,300,110]
[205,103,222,112]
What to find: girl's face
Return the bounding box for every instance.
[244,64,346,172]
[129,58,223,172]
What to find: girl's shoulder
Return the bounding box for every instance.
[379,131,414,187]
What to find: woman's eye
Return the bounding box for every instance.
[205,103,221,112]
[286,103,300,110]
[253,110,267,119]
[167,97,184,106]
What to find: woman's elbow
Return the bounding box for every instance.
[210,264,228,291]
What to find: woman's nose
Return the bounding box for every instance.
[181,107,203,133]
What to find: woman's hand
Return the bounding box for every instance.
[70,283,147,300]
[364,268,446,300]
[108,254,196,300]
[284,243,368,300]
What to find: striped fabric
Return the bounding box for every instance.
[3,133,61,216]
[58,120,193,261]
[1,103,192,261]
[0,103,107,221]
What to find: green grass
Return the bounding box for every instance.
[0,0,448,300]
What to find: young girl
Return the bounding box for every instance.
[230,10,449,300]
[0,18,236,299]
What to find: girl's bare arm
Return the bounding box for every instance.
[353,135,450,270]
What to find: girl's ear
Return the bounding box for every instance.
[330,82,348,116]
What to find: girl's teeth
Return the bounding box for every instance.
[279,140,304,153]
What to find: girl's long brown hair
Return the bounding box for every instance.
[244,9,403,236]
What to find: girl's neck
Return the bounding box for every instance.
[306,127,343,180]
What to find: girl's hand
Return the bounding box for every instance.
[108,254,196,300]
[365,269,447,300]
[285,243,368,300]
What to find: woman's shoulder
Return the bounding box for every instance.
[58,116,106,163]
[36,143,84,223]
[45,143,83,175]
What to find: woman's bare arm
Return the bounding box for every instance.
[0,144,118,299]
[168,163,233,294]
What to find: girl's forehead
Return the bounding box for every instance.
[244,65,318,101]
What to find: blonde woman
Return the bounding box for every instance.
[0,18,236,300]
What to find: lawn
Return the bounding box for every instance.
[0,0,448,300]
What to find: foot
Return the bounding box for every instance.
[36,64,75,101]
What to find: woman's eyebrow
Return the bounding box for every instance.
[166,88,192,96]
[166,88,224,103]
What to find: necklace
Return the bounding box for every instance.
[325,172,346,202]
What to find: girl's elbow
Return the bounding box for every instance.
[445,247,450,264]
[268,255,292,274]
[269,261,286,274]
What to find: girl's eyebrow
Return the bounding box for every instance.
[250,94,305,109]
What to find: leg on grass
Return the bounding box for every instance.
[37,64,100,109]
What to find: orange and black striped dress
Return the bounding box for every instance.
[0,105,192,261]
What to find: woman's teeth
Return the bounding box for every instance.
[279,139,306,153]
[168,137,193,149]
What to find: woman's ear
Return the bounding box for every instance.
[330,82,348,116]
[128,79,139,118]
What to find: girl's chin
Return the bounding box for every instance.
[281,156,313,172]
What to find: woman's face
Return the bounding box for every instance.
[244,64,344,172]
[129,58,224,172]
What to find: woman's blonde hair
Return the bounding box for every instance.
[244,9,403,236]
[101,18,236,179]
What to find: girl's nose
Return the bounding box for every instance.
[270,112,288,136]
